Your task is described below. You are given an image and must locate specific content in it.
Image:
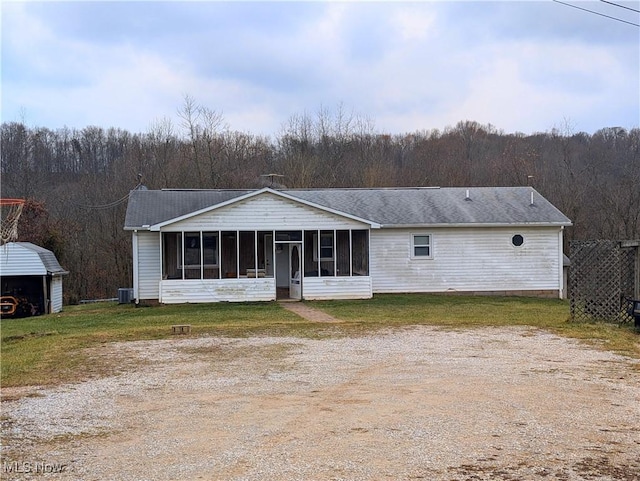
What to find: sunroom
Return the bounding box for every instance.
[159,228,371,302]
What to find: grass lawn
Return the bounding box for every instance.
[1,301,305,388]
[1,295,638,389]
[312,294,640,358]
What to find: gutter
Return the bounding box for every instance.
[49,270,70,276]
[127,222,572,231]
[379,222,573,229]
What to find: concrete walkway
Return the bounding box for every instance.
[278,301,341,323]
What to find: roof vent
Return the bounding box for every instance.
[465,189,471,201]
[530,191,535,206]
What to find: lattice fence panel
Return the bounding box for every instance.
[620,247,637,301]
[569,240,636,323]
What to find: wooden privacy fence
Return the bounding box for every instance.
[569,240,640,323]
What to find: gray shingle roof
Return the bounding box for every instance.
[124,187,571,230]
[124,189,253,229]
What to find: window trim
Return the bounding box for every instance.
[411,233,433,260]
[511,234,525,247]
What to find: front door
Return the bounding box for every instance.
[289,243,302,300]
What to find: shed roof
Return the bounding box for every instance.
[124,186,572,230]
[0,242,68,276]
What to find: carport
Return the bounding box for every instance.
[0,242,68,317]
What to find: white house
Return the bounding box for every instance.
[124,186,572,304]
[0,242,68,316]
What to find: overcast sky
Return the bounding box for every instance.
[2,1,639,137]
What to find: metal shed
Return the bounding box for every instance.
[0,242,69,317]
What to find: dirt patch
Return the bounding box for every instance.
[2,326,639,480]
[279,301,341,322]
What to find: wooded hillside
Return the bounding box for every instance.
[2,103,638,302]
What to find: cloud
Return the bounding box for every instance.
[2,3,186,129]
[1,1,638,136]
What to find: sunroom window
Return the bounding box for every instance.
[161,229,368,280]
[238,231,255,277]
[202,232,219,279]
[163,232,220,279]
[352,230,369,275]
[304,229,369,277]
[162,230,274,280]
[221,231,237,278]
[336,230,350,276]
[183,232,201,279]
[162,233,181,279]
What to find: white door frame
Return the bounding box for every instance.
[289,243,302,300]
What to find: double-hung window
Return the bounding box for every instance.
[313,232,334,262]
[411,234,432,259]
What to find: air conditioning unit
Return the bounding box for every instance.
[118,288,134,304]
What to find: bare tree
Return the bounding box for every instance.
[3,109,638,302]
[276,112,318,187]
[177,95,227,188]
[146,117,177,188]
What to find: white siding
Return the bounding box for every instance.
[163,192,367,232]
[558,229,566,299]
[0,244,46,276]
[160,278,276,303]
[51,277,63,313]
[302,276,372,300]
[137,231,161,300]
[370,227,562,294]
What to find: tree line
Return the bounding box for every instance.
[1,101,638,302]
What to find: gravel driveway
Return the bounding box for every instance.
[2,326,639,480]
